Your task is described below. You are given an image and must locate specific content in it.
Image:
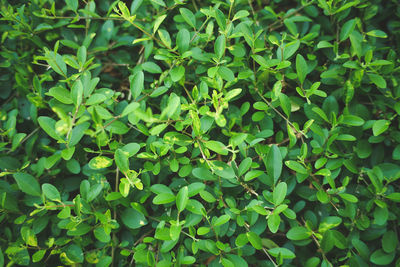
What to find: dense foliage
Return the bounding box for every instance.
[1,0,400,266]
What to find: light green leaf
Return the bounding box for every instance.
[42,183,61,201]
[153,193,176,204]
[176,186,189,212]
[214,214,230,227]
[285,160,308,174]
[273,182,287,206]
[205,140,228,155]
[244,170,264,181]
[368,73,386,88]
[89,156,113,169]
[170,65,185,82]
[121,102,140,117]
[153,14,167,33]
[246,231,262,249]
[46,86,73,104]
[340,19,356,41]
[372,120,390,136]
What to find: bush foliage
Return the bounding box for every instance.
[1,0,400,266]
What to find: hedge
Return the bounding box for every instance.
[1,0,400,266]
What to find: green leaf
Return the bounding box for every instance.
[235,233,248,247]
[339,193,358,203]
[153,14,167,33]
[233,10,250,21]
[273,182,287,206]
[170,66,185,82]
[372,120,390,136]
[69,122,90,147]
[238,157,252,176]
[287,226,311,240]
[130,71,144,99]
[86,93,106,105]
[214,34,226,59]
[215,9,226,31]
[89,156,113,169]
[160,93,180,119]
[296,54,308,84]
[13,173,41,197]
[205,140,228,155]
[213,161,236,179]
[66,244,83,263]
[246,232,262,249]
[94,227,111,243]
[366,30,387,38]
[187,182,205,197]
[368,73,386,88]
[340,114,365,126]
[318,216,342,233]
[46,86,73,104]
[340,19,356,41]
[170,223,181,240]
[121,102,140,117]
[370,249,395,266]
[115,149,130,173]
[42,183,61,201]
[218,66,235,82]
[176,186,188,212]
[153,193,176,204]
[106,120,130,134]
[268,247,295,259]
[149,123,167,136]
[65,0,78,12]
[382,231,397,253]
[285,160,308,174]
[177,28,190,54]
[192,167,217,181]
[244,170,264,181]
[158,29,171,48]
[77,46,86,66]
[151,0,166,7]
[225,254,248,267]
[38,116,61,141]
[268,213,280,233]
[225,88,242,101]
[121,208,147,229]
[386,192,400,202]
[142,62,162,73]
[71,79,83,107]
[179,8,196,28]
[264,145,282,184]
[32,250,46,263]
[214,214,230,227]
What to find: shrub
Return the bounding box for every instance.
[1,0,400,266]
